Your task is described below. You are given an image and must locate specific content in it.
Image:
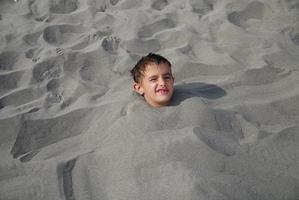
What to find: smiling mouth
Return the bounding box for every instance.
[156,89,169,94]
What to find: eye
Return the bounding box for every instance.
[163,75,172,80]
[149,78,157,82]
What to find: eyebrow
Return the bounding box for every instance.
[148,73,172,79]
[150,73,172,78]
[148,75,158,79]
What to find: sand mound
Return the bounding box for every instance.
[1,0,299,199]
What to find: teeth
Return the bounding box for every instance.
[157,89,168,93]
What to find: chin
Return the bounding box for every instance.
[156,97,172,106]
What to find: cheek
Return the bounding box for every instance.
[149,82,157,89]
[144,83,156,92]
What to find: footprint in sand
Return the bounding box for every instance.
[227,1,265,28]
[45,77,83,109]
[25,48,42,63]
[236,65,291,86]
[49,0,78,14]
[56,47,64,56]
[0,51,19,71]
[291,33,299,45]
[189,0,213,16]
[32,57,40,63]
[138,18,176,38]
[25,48,37,59]
[45,92,63,106]
[10,108,92,160]
[151,0,168,10]
[43,24,84,46]
[0,88,44,109]
[121,38,161,54]
[0,72,22,95]
[32,58,64,83]
[70,28,113,51]
[101,36,120,54]
[22,31,43,46]
[110,0,120,6]
[89,0,119,10]
[283,0,299,10]
[30,0,78,20]
[280,26,299,46]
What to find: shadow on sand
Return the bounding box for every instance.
[171,82,227,106]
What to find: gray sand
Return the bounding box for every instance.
[1,0,299,199]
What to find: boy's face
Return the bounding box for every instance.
[134,62,175,107]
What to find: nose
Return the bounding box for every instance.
[158,78,166,86]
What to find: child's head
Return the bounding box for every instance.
[130,53,175,107]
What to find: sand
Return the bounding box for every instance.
[1,0,299,199]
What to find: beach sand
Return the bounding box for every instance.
[1,0,299,199]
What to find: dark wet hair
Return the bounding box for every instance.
[130,53,172,83]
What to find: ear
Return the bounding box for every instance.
[133,83,144,95]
